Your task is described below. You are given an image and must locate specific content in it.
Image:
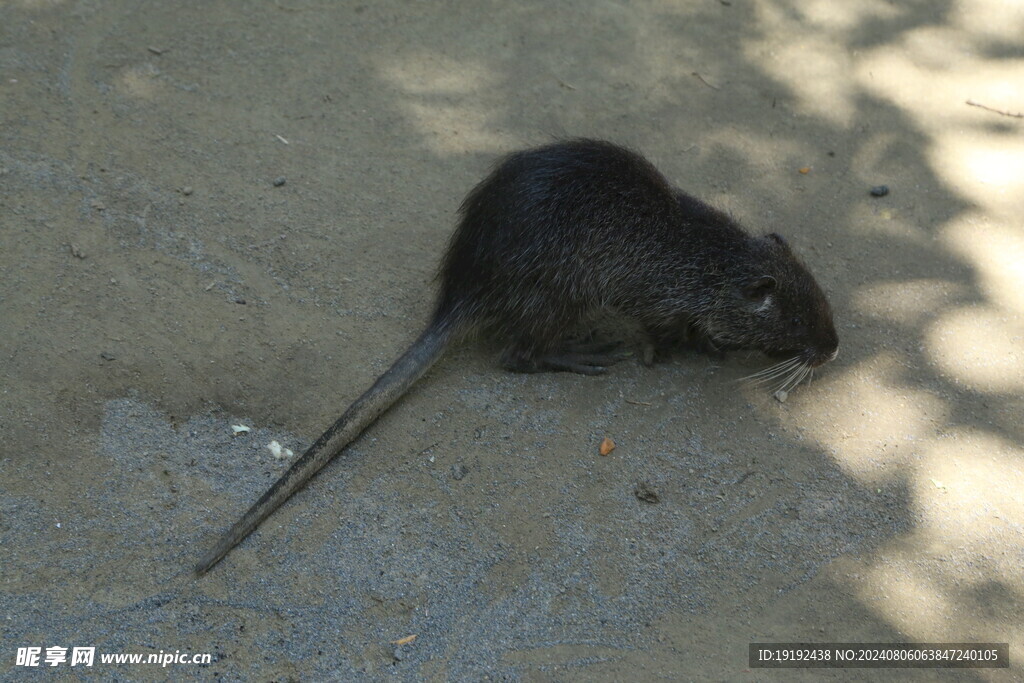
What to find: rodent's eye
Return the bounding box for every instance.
[791,316,804,329]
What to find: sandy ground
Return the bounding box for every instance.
[2,0,1023,680]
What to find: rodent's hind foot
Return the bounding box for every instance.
[501,343,630,376]
[541,351,626,375]
[641,341,675,367]
[684,330,726,359]
[643,324,726,365]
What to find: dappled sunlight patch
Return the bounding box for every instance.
[854,9,1024,130]
[7,0,67,8]
[778,0,1024,246]
[378,53,496,96]
[835,433,1024,643]
[849,536,1024,643]
[856,559,955,640]
[953,0,1024,44]
[852,279,969,327]
[115,63,163,101]
[916,434,1024,545]
[942,217,1024,316]
[795,0,901,32]
[959,144,1024,189]
[926,307,1023,393]
[794,353,947,484]
[846,200,925,240]
[932,137,1024,213]
[856,29,978,104]
[745,0,902,126]
[766,35,856,126]
[853,19,1024,216]
[400,100,517,154]
[375,52,515,154]
[700,127,811,172]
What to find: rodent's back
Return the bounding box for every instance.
[446,140,675,274]
[437,140,725,334]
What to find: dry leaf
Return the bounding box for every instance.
[798,167,811,174]
[599,437,615,456]
[391,634,417,646]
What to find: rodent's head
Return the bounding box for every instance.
[704,233,839,368]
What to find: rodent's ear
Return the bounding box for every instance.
[765,233,789,248]
[742,275,777,301]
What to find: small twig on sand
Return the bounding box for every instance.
[966,99,1023,119]
[554,76,577,91]
[691,72,720,90]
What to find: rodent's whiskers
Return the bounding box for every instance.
[775,361,812,394]
[740,356,802,385]
[740,357,814,394]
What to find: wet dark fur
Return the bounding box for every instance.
[196,139,838,574]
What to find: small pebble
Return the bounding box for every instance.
[100,352,116,361]
[634,481,660,504]
[272,176,286,187]
[869,185,889,197]
[451,463,469,481]
[181,186,194,196]
[235,298,246,305]
[774,389,788,403]
[266,440,294,460]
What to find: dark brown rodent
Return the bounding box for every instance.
[196,139,838,574]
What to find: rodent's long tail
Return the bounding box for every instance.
[195,320,455,575]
